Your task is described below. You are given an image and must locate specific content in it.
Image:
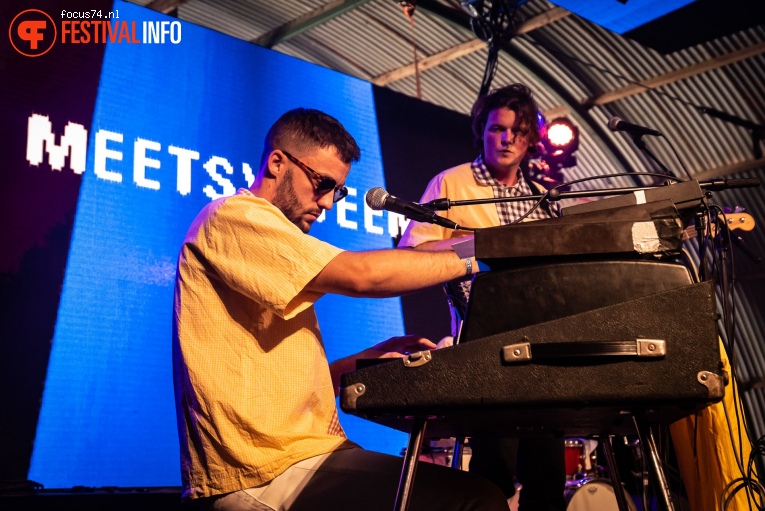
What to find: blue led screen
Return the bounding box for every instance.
[551,0,697,34]
[27,0,409,488]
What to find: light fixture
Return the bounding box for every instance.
[526,117,580,189]
[542,118,579,170]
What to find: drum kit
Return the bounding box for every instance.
[563,437,642,511]
[415,435,647,510]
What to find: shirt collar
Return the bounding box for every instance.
[471,154,530,192]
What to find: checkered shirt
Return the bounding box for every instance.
[471,155,561,224]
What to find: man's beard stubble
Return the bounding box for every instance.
[272,168,316,233]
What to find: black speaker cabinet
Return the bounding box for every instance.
[462,260,698,341]
[341,261,723,437]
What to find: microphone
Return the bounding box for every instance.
[608,117,662,137]
[365,187,459,229]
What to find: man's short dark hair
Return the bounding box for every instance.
[262,108,361,165]
[470,84,542,151]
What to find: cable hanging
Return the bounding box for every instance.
[517,34,764,158]
[460,0,523,98]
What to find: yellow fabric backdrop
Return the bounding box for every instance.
[670,341,759,510]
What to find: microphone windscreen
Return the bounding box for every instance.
[365,187,389,210]
[607,117,622,131]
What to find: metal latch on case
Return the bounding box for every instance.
[697,371,726,399]
[340,383,366,411]
[403,350,432,367]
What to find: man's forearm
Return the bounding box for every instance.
[308,244,475,298]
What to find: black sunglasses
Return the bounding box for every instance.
[281,150,349,203]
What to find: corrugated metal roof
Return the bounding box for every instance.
[134,0,765,467]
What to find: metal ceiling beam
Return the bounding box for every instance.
[542,105,571,120]
[299,33,377,77]
[587,41,765,106]
[373,39,485,86]
[252,0,372,48]
[373,7,569,86]
[145,0,190,15]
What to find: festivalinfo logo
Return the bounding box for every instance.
[9,8,182,57]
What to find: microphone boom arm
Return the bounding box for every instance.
[424,178,761,210]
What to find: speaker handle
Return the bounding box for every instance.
[502,339,666,363]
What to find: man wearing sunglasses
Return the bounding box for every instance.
[173,108,506,511]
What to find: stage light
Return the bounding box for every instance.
[548,123,574,147]
[526,116,580,189]
[545,117,579,153]
[540,117,579,172]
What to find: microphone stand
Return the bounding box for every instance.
[424,178,761,210]
[630,134,676,178]
[699,106,765,159]
[731,234,762,264]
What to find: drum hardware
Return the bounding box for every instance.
[563,434,644,511]
[565,478,637,511]
[565,437,600,480]
[623,436,650,505]
[405,438,472,470]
